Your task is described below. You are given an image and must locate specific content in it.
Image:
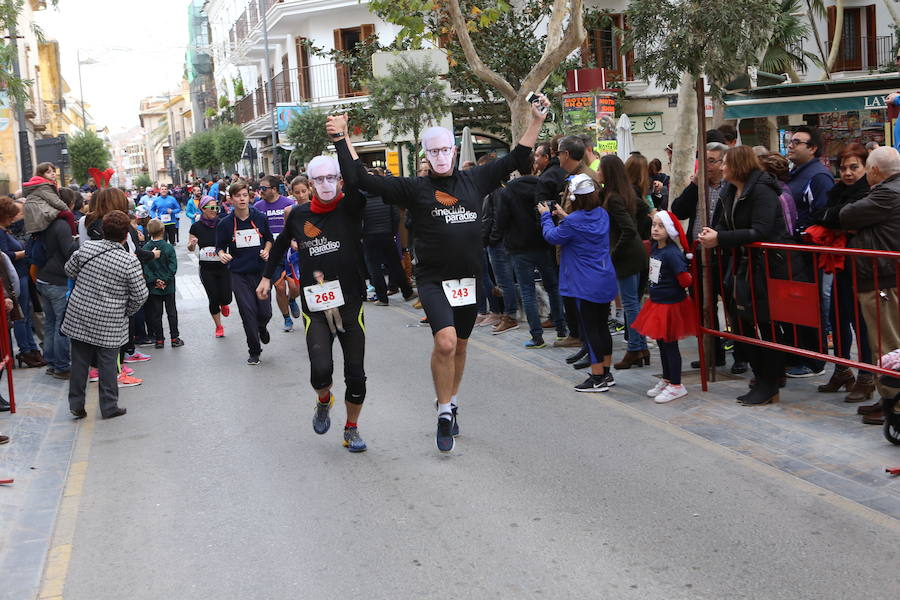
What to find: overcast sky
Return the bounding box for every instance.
[35,0,191,134]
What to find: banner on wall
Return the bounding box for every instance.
[561,91,620,154]
[595,92,618,154]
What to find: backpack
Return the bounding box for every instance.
[27,232,48,269]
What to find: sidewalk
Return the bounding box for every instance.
[0,368,76,600]
[390,300,900,519]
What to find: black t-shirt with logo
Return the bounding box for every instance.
[263,190,367,310]
[189,221,227,272]
[335,139,531,283]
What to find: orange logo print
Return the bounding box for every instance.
[435,190,459,207]
[304,221,322,238]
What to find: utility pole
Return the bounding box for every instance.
[7,21,33,185]
[260,4,278,175]
[77,48,87,129]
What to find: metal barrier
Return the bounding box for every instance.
[693,241,900,392]
[0,282,15,412]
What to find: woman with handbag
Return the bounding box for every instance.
[698,146,790,406]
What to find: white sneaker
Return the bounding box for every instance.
[654,384,688,404]
[646,379,668,397]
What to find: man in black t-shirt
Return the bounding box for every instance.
[256,155,369,453]
[327,95,550,452]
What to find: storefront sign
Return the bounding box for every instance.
[629,113,663,134]
[562,94,596,130]
[386,150,400,176]
[276,105,308,132]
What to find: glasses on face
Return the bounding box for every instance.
[425,147,453,158]
[258,186,270,192]
[203,204,219,211]
[787,138,811,147]
[706,157,723,164]
[895,55,900,61]
[311,174,339,185]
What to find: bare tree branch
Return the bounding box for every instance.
[521,0,585,95]
[445,0,518,102]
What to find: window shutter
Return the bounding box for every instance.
[866,4,877,68]
[361,24,376,41]
[334,29,348,97]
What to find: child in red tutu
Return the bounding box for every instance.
[632,211,698,403]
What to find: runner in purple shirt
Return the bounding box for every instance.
[254,175,300,329]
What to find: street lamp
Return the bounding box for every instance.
[76,50,98,130]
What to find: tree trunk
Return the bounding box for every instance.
[881,0,900,29]
[669,72,698,200]
[786,65,801,83]
[806,0,832,80]
[508,95,532,145]
[825,0,844,72]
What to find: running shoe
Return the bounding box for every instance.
[259,327,270,345]
[419,316,429,326]
[343,427,368,452]
[171,338,184,348]
[374,300,389,306]
[215,325,224,338]
[135,337,154,347]
[524,337,546,349]
[154,339,165,349]
[654,384,688,404]
[124,352,151,363]
[603,372,616,387]
[403,292,418,301]
[283,316,294,332]
[647,379,668,397]
[121,365,135,376]
[436,416,454,452]
[608,319,625,335]
[289,298,301,319]
[451,405,459,437]
[88,368,99,382]
[313,394,334,435]
[117,373,143,388]
[556,328,568,341]
[247,353,260,366]
[574,374,609,392]
[220,305,230,317]
[785,365,825,378]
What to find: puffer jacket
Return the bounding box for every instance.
[23,176,67,234]
[540,207,617,304]
[839,173,900,292]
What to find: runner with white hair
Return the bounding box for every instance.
[327,94,550,452]
[257,153,370,453]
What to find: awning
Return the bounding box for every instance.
[723,74,900,119]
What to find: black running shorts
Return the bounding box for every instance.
[417,279,481,339]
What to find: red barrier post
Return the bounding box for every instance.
[0,283,16,413]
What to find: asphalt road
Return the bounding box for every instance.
[57,240,899,600]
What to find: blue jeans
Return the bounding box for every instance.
[37,282,70,372]
[13,276,38,353]
[487,245,518,317]
[617,273,647,351]
[510,249,566,340]
[479,250,502,314]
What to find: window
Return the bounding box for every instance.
[828,5,880,72]
[295,37,311,101]
[582,14,633,81]
[333,24,375,97]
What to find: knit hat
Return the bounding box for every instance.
[567,173,595,203]
[199,195,217,210]
[657,210,693,260]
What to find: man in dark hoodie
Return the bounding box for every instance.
[785,125,833,378]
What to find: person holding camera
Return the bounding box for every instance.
[327,94,549,452]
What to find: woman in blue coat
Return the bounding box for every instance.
[539,173,618,392]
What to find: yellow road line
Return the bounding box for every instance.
[38,391,97,600]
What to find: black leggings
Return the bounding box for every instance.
[199,267,233,315]
[658,340,682,385]
[165,225,177,244]
[572,298,612,364]
[304,299,367,404]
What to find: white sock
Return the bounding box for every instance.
[450,395,458,409]
[614,308,623,321]
[438,402,453,420]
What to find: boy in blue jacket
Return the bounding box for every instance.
[143,219,184,348]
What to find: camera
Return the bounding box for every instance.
[527,91,549,115]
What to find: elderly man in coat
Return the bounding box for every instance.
[62,210,149,420]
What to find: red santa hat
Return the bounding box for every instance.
[656,210,693,260]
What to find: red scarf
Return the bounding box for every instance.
[310,193,343,214]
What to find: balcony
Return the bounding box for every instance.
[827,35,896,73]
[234,63,367,127]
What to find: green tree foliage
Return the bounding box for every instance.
[190,130,219,172]
[133,173,152,189]
[623,0,780,91]
[366,58,450,145]
[1,0,59,107]
[285,109,331,166]
[214,125,244,171]
[174,139,194,172]
[68,130,111,184]
[761,0,820,82]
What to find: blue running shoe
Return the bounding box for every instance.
[436,416,454,452]
[313,395,333,434]
[289,298,301,319]
[524,337,546,349]
[451,406,459,437]
[343,427,367,452]
[283,316,294,332]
